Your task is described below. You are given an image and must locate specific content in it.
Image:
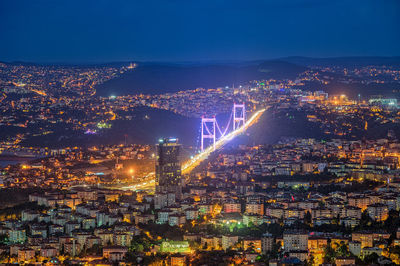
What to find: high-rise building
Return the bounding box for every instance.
[155,138,182,200]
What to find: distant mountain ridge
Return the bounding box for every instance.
[2,56,400,96]
[279,56,400,67]
[95,60,307,96]
[2,56,400,67]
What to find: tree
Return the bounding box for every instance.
[305,254,315,266]
[268,242,281,260]
[322,243,336,264]
[304,211,312,225]
[332,214,340,225]
[0,234,8,245]
[388,246,400,264]
[86,244,102,255]
[246,242,256,252]
[256,254,269,264]
[357,210,374,230]
[335,241,350,257]
[0,252,9,263]
[384,209,399,233]
[363,253,379,264]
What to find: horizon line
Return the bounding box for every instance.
[1,55,400,66]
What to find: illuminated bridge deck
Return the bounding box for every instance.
[121,107,267,191]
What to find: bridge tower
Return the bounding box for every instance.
[201,116,216,152]
[233,103,246,131]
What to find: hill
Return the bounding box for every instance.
[20,107,199,148]
[95,61,308,96]
[280,56,400,68]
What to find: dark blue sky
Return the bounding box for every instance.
[0,0,399,63]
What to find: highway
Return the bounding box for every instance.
[0,92,6,103]
[121,107,267,191]
[120,172,155,191]
[181,107,266,174]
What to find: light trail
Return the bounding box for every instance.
[181,107,266,174]
[120,107,267,191]
[120,172,155,191]
[0,92,6,103]
[30,89,47,96]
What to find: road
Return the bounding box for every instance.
[181,107,266,174]
[0,92,6,103]
[120,107,267,191]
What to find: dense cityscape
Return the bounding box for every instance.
[1,59,400,265]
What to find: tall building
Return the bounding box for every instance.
[155,138,182,200]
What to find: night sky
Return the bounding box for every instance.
[0,0,399,63]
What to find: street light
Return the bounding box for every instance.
[128,168,135,182]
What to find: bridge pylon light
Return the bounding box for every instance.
[201,116,216,152]
[233,103,246,131]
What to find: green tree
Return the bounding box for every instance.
[304,211,312,225]
[0,234,8,245]
[323,243,336,264]
[336,241,350,257]
[305,254,315,266]
[363,253,379,264]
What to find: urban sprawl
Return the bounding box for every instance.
[1,62,400,265]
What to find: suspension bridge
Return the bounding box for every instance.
[121,104,266,191]
[200,103,246,151]
[182,104,266,174]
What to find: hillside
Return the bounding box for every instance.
[280,56,400,67]
[95,61,308,96]
[21,107,199,148]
